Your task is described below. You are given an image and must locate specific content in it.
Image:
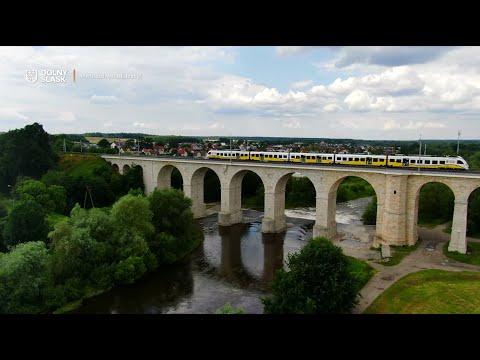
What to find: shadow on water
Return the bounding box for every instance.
[73,210,313,314]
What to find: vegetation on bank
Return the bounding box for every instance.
[443,242,480,266]
[0,189,203,314]
[364,269,480,314]
[214,303,245,314]
[262,237,374,314]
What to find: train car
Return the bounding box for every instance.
[205,150,469,170]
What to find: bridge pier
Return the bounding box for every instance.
[448,200,468,254]
[183,182,207,219]
[378,175,408,246]
[218,184,243,226]
[313,194,337,239]
[262,190,287,233]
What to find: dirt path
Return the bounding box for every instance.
[331,224,480,314]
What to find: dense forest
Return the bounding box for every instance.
[0,123,203,313]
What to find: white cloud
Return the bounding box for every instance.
[275,47,318,56]
[323,103,342,113]
[282,119,302,128]
[344,89,372,111]
[0,107,28,120]
[208,122,224,130]
[2,46,480,140]
[383,119,401,130]
[58,111,76,122]
[289,80,313,89]
[90,95,119,104]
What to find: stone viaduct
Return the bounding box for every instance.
[103,155,480,254]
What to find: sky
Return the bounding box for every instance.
[1,46,480,140]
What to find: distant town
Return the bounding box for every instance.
[74,137,401,158]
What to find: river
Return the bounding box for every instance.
[72,196,373,314]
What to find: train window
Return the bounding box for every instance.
[457,160,464,164]
[343,157,347,161]
[389,159,394,162]
[373,158,378,162]
[274,155,277,158]
[440,161,445,164]
[418,160,423,164]
[328,157,332,160]
[349,158,353,161]
[425,160,430,164]
[432,160,438,164]
[411,160,416,164]
[379,159,384,162]
[396,159,401,163]
[355,158,359,161]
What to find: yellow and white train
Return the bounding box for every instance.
[206,150,469,170]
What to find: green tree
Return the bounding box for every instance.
[467,189,480,236]
[0,241,51,314]
[285,177,316,208]
[262,237,359,314]
[362,196,377,225]
[2,199,49,247]
[97,139,111,148]
[15,179,66,214]
[110,194,154,238]
[418,183,454,224]
[0,202,7,219]
[147,188,202,263]
[48,185,67,214]
[0,123,58,193]
[125,165,144,191]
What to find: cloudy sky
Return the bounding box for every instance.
[1,46,480,140]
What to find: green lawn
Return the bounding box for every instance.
[365,269,480,314]
[443,242,480,266]
[373,241,419,266]
[347,256,377,291]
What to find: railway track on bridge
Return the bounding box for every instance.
[100,153,480,177]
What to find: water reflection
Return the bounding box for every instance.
[215,224,285,287]
[74,211,311,314]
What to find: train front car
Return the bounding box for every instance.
[457,156,469,170]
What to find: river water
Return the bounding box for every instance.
[73,197,373,314]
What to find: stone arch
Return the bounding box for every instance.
[111,164,119,173]
[282,171,317,209]
[122,164,131,174]
[406,178,456,246]
[313,173,382,240]
[466,186,480,239]
[187,166,222,218]
[157,164,184,190]
[218,168,267,228]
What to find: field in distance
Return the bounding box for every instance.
[85,137,130,144]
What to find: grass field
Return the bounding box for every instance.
[85,137,129,144]
[364,269,480,314]
[347,256,377,291]
[443,241,480,266]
